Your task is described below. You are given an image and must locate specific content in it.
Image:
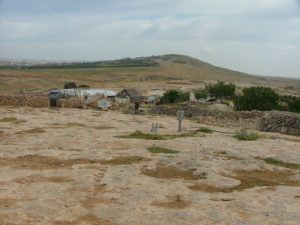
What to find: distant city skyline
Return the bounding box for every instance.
[0,0,300,78]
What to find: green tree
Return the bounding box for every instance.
[206,81,236,100]
[234,86,280,111]
[162,89,179,103]
[289,98,300,113]
[193,88,207,99]
[160,89,189,104]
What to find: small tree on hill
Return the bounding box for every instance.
[234,86,280,111]
[206,81,236,100]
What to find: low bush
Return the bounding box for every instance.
[195,127,213,133]
[234,131,261,141]
[116,130,195,140]
[147,146,179,154]
[159,89,189,104]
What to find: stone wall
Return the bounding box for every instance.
[260,111,300,135]
[0,95,83,108]
[151,105,300,135]
[151,105,263,130]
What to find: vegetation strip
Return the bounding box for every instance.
[147,146,179,154]
[234,132,261,141]
[261,157,300,170]
[195,127,213,133]
[0,117,17,122]
[142,166,205,180]
[189,169,300,193]
[116,130,195,140]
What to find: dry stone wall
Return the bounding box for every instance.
[0,95,83,108]
[260,111,300,135]
[151,105,300,135]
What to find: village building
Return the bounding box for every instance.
[116,88,143,103]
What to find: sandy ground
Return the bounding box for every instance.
[0,106,300,225]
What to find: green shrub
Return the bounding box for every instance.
[234,131,261,141]
[234,86,280,111]
[289,98,300,113]
[193,88,207,99]
[160,89,189,104]
[206,81,236,100]
[195,127,213,133]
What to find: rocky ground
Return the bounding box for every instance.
[0,106,299,225]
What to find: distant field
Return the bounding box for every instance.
[0,54,299,93]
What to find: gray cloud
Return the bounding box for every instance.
[0,0,299,78]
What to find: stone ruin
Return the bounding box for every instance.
[260,111,300,135]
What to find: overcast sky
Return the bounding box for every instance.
[0,0,300,78]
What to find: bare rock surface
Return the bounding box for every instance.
[0,106,299,225]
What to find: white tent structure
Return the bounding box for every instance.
[49,89,117,98]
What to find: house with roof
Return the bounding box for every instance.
[117,89,143,102]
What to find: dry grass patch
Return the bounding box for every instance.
[259,157,300,170]
[12,174,73,183]
[142,166,205,180]
[0,197,36,207]
[93,125,115,130]
[100,156,150,165]
[54,214,114,225]
[152,195,190,209]
[66,123,85,127]
[0,198,19,207]
[0,117,17,122]
[16,128,45,134]
[0,155,101,170]
[81,197,119,209]
[189,169,300,193]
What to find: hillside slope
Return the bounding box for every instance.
[0,54,299,92]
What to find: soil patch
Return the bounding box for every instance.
[93,125,115,130]
[147,146,179,154]
[0,197,36,207]
[12,174,73,183]
[54,214,114,225]
[100,156,150,165]
[152,195,190,209]
[142,166,205,180]
[81,197,119,209]
[0,155,101,170]
[66,123,85,127]
[16,128,45,134]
